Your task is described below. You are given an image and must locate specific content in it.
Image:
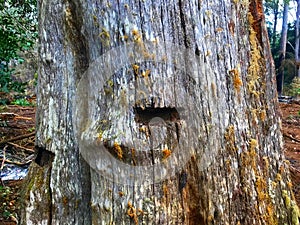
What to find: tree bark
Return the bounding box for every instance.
[21,0,299,224]
[276,1,289,95]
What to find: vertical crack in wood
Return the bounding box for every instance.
[178,0,189,48]
[48,166,53,225]
[249,0,264,47]
[64,0,89,78]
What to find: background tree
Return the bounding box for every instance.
[21,0,299,224]
[277,0,290,95]
[264,0,280,48]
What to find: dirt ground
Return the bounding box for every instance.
[279,101,300,205]
[0,102,299,223]
[0,104,35,224]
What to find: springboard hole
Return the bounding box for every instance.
[133,106,182,145]
[133,107,180,123]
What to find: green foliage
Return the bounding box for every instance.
[0,68,27,93]
[0,185,13,219]
[11,97,34,106]
[0,0,37,94]
[283,77,300,97]
[264,1,300,94]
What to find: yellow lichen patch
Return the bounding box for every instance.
[249,138,257,151]
[255,176,267,201]
[275,173,282,182]
[113,142,123,160]
[132,29,139,36]
[141,69,151,78]
[229,69,243,93]
[247,13,264,99]
[163,183,169,196]
[259,109,266,121]
[162,149,172,160]
[127,202,138,225]
[282,190,291,208]
[132,29,142,43]
[225,159,231,173]
[99,28,110,46]
[97,131,103,140]
[132,64,140,76]
[287,181,293,189]
[224,125,237,153]
[282,190,300,225]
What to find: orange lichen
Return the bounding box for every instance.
[113,142,123,160]
[230,69,243,92]
[276,173,282,182]
[224,125,237,153]
[141,69,151,78]
[127,202,138,225]
[132,29,139,36]
[287,182,293,189]
[162,149,172,160]
[259,109,266,121]
[132,64,140,76]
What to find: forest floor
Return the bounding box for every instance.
[0,101,299,224]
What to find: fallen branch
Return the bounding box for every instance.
[7,142,35,153]
[14,116,33,120]
[2,158,33,166]
[0,132,35,146]
[0,145,7,170]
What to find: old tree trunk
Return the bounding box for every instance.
[21,0,299,224]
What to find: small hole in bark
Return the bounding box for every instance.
[35,147,55,167]
[195,46,200,56]
[133,107,180,123]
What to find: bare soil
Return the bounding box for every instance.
[0,104,35,224]
[279,101,300,205]
[0,101,299,224]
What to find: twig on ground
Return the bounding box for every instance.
[2,158,33,166]
[0,145,7,170]
[0,132,35,146]
[283,133,300,143]
[7,142,35,153]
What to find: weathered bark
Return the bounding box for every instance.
[276,1,289,95]
[21,0,299,225]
